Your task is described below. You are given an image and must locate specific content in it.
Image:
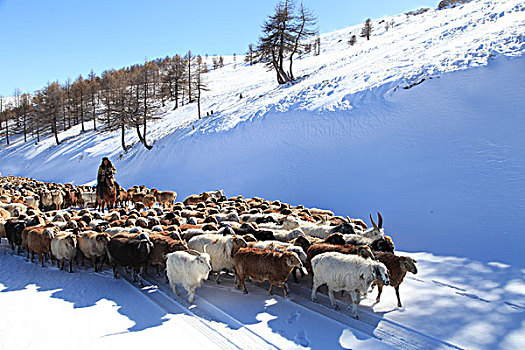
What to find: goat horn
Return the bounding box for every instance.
[370,213,378,230]
[346,216,352,224]
[377,212,383,229]
[203,244,209,255]
[186,249,201,256]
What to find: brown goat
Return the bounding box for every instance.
[373,252,418,307]
[234,247,302,296]
[148,233,188,274]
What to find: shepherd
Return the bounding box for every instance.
[96,157,120,211]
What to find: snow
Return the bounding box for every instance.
[1,238,523,350]
[1,1,525,348]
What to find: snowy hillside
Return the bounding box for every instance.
[1,0,525,269]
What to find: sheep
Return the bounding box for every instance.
[271,228,305,242]
[80,190,97,208]
[0,202,27,217]
[105,226,130,236]
[311,252,389,318]
[257,216,300,231]
[166,250,212,303]
[213,212,240,223]
[240,213,282,224]
[151,188,176,208]
[107,234,153,286]
[40,191,53,210]
[293,235,312,255]
[298,220,358,239]
[323,232,347,246]
[50,233,77,273]
[187,234,248,283]
[4,219,27,253]
[77,231,110,272]
[143,194,156,209]
[24,195,39,208]
[373,252,418,307]
[234,247,302,296]
[183,190,224,206]
[51,190,64,210]
[27,227,59,267]
[181,228,206,241]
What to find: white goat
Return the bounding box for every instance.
[311,252,389,318]
[166,250,212,303]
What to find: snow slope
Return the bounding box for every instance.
[1,0,525,268]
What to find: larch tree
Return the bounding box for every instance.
[88,70,99,131]
[42,81,63,145]
[195,55,209,119]
[256,0,317,84]
[186,51,194,104]
[245,44,255,66]
[361,18,372,40]
[288,2,317,80]
[72,75,87,132]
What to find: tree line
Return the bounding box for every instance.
[1,0,384,150]
[0,52,220,151]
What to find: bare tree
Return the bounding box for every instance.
[256,0,317,84]
[288,2,318,80]
[88,69,99,131]
[245,44,255,66]
[186,51,194,104]
[195,56,209,119]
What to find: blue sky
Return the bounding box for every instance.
[0,0,436,97]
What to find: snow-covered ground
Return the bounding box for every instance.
[1,0,525,348]
[1,238,523,350]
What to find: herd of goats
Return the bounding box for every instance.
[0,176,418,319]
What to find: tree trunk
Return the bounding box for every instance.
[23,110,27,142]
[80,90,85,132]
[93,96,97,131]
[174,81,179,109]
[62,103,67,131]
[121,123,126,151]
[53,117,60,145]
[5,118,9,145]
[36,115,40,143]
[197,88,201,119]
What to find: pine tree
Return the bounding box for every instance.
[361,18,372,40]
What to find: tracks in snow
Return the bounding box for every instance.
[129,270,464,350]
